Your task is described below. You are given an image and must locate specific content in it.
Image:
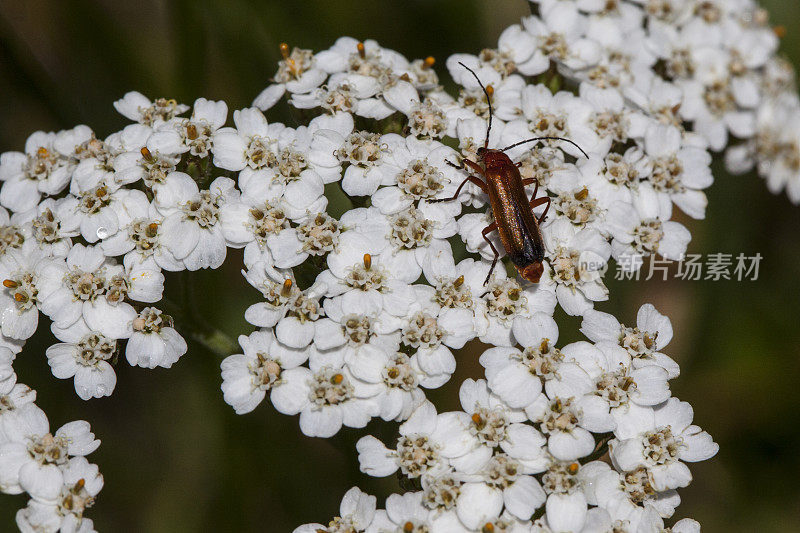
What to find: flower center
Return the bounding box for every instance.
[542,461,581,494]
[138,97,182,126]
[0,225,25,256]
[31,208,63,245]
[591,110,627,142]
[642,427,684,465]
[484,278,527,319]
[595,370,637,408]
[382,353,418,391]
[319,84,358,114]
[408,100,447,139]
[470,407,508,446]
[553,187,599,226]
[666,48,695,79]
[182,119,214,158]
[59,477,96,517]
[396,434,439,477]
[128,219,162,254]
[703,79,737,116]
[389,207,434,250]
[402,312,445,350]
[517,148,558,187]
[251,352,283,390]
[298,213,340,255]
[483,454,521,489]
[618,325,658,358]
[76,333,116,367]
[539,33,569,60]
[337,131,384,167]
[538,397,581,434]
[27,433,69,466]
[24,146,62,181]
[78,185,112,215]
[397,159,445,199]
[348,49,392,82]
[132,307,169,334]
[309,368,354,407]
[245,136,277,170]
[275,46,315,82]
[632,218,665,254]
[694,1,722,23]
[342,314,375,346]
[182,190,222,228]
[248,201,288,244]
[345,257,388,292]
[320,516,359,533]
[65,268,107,302]
[646,0,678,22]
[531,110,569,141]
[479,48,516,77]
[458,88,493,119]
[422,474,460,510]
[139,148,178,187]
[433,275,473,309]
[275,147,308,181]
[516,339,563,380]
[3,273,38,311]
[285,291,323,323]
[605,153,641,188]
[623,467,657,504]
[550,247,583,287]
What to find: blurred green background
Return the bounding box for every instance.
[1,0,799,531]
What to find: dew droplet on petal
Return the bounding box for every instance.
[96,227,109,239]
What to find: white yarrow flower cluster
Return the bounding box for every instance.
[3,0,797,528]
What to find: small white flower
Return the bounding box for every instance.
[539,218,610,316]
[580,460,679,531]
[580,303,680,378]
[37,244,138,339]
[356,401,477,478]
[220,329,308,414]
[293,486,376,533]
[610,398,719,491]
[270,364,377,438]
[0,130,78,212]
[46,321,117,400]
[15,456,102,533]
[366,491,431,533]
[642,123,713,220]
[113,92,189,127]
[0,403,99,501]
[0,246,48,340]
[127,307,186,369]
[156,173,238,270]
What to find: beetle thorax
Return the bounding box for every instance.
[480,149,514,171]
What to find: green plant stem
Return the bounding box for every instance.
[157,294,239,358]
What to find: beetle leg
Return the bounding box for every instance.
[530,196,551,223]
[446,159,465,171]
[446,157,484,174]
[461,158,485,176]
[481,222,500,286]
[428,175,488,203]
[522,177,540,199]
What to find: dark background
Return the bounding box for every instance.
[1,1,799,531]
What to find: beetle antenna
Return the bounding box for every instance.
[501,136,590,159]
[458,61,493,149]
